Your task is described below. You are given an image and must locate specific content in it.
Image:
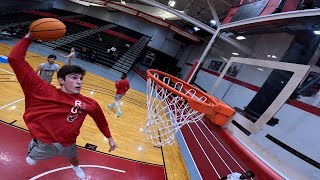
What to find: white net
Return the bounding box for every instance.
[146,72,208,146]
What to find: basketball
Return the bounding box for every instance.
[29,18,66,41]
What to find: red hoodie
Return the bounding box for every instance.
[8,38,111,146]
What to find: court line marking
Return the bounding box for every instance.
[200,121,246,172]
[0,98,24,110]
[186,123,220,177]
[194,122,233,172]
[177,129,203,180]
[0,67,15,75]
[29,165,126,180]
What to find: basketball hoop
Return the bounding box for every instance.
[146,69,218,146]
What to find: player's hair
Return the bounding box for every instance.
[57,65,86,80]
[48,54,57,59]
[121,73,127,79]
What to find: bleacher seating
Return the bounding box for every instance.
[7,19,92,40]
[58,32,133,68]
[38,8,81,16]
[0,12,42,26]
[77,16,109,26]
[111,26,144,40]
[62,21,91,35]
[0,10,148,73]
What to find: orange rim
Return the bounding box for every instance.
[147,69,218,115]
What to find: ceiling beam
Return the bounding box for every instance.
[137,0,253,55]
[206,0,220,28]
[138,0,216,34]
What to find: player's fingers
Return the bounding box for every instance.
[109,145,118,152]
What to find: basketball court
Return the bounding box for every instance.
[0,1,320,179]
[0,120,165,180]
[0,42,182,179]
[0,36,277,180]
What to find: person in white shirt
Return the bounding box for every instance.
[107,46,116,54]
[61,47,75,65]
[35,54,59,84]
[220,171,255,180]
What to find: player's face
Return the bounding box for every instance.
[60,73,83,94]
[48,57,56,65]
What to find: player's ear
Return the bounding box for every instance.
[58,78,65,85]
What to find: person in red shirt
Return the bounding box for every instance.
[8,33,117,179]
[108,73,130,117]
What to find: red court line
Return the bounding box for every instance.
[181,125,219,179]
[182,121,254,179]
[203,117,283,180]
[197,122,247,173]
[0,121,165,180]
[188,123,231,177]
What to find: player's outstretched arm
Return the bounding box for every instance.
[90,101,118,152]
[60,53,72,58]
[8,33,33,66]
[8,33,44,93]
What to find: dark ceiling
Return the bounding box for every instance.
[110,0,235,29]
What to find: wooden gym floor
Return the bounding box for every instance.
[0,42,189,179]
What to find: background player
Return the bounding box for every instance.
[108,73,130,117]
[61,47,75,65]
[35,54,59,84]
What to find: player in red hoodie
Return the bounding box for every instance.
[8,33,117,179]
[108,73,130,117]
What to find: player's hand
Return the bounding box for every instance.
[108,137,118,152]
[25,33,35,40]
